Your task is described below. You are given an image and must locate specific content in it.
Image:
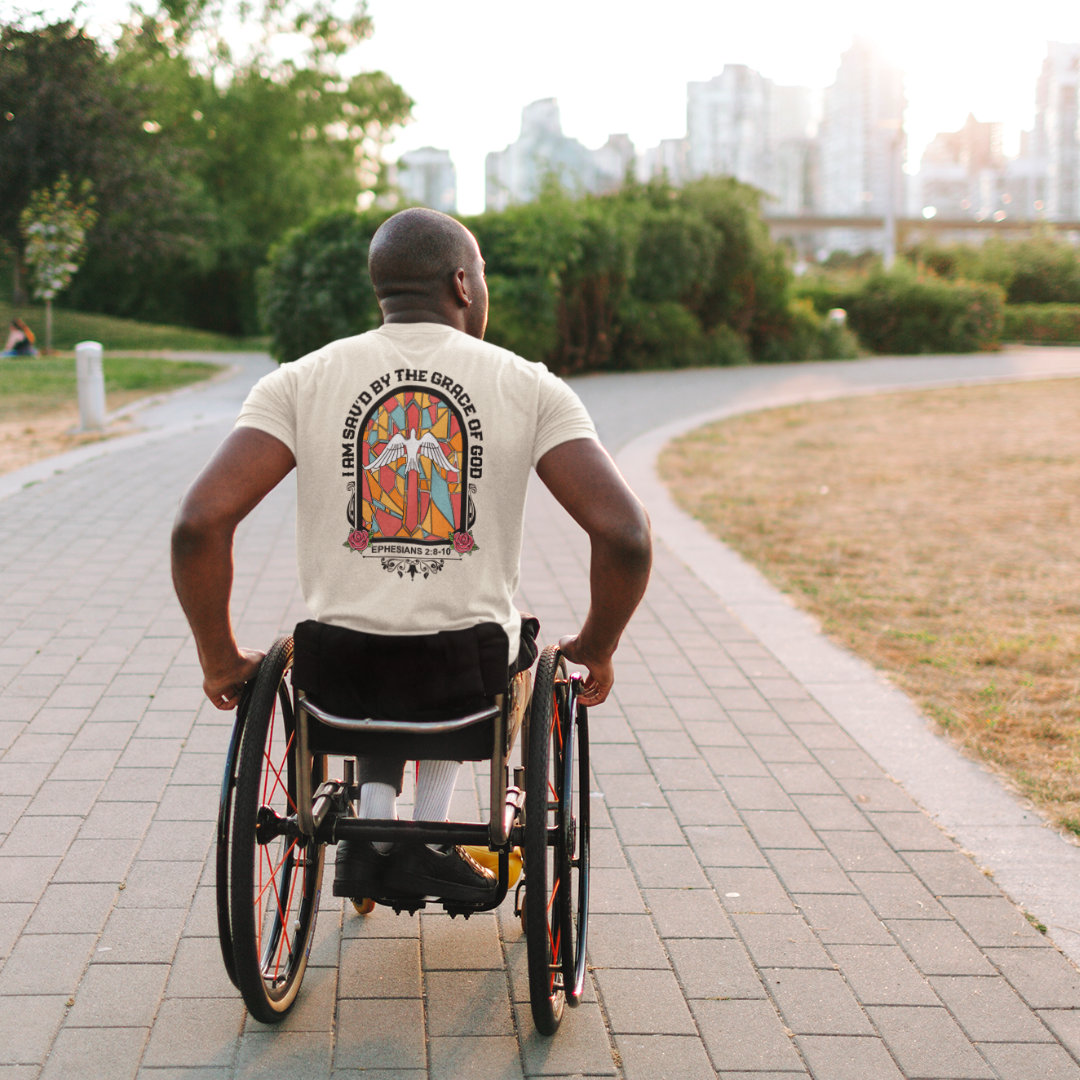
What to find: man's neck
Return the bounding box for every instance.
[382,310,455,326]
[381,302,466,333]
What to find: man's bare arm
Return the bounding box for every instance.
[171,427,296,709]
[535,438,652,705]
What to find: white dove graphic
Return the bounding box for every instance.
[365,427,456,476]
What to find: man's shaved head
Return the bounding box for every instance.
[368,208,478,300]
[368,207,488,338]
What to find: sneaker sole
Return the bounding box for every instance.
[382,869,496,904]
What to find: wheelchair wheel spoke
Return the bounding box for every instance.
[546,914,563,993]
[255,838,299,911]
[272,859,301,979]
[546,875,560,912]
[261,699,276,806]
[263,732,297,815]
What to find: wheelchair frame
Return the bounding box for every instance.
[215,636,590,1036]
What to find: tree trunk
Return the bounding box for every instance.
[45,298,53,354]
[12,258,27,307]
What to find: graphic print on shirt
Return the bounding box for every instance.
[341,375,482,580]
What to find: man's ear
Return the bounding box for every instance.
[453,267,471,307]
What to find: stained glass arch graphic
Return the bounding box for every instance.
[351,387,468,545]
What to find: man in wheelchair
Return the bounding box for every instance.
[172,208,652,907]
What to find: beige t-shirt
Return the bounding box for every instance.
[235,323,597,660]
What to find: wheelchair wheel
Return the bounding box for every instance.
[523,645,590,1035]
[224,637,326,1024]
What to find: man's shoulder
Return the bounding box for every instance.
[288,331,377,367]
[280,326,556,393]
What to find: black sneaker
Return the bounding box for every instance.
[333,839,390,898]
[383,844,498,904]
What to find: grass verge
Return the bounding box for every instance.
[660,379,1080,833]
[1,300,267,353]
[0,355,223,420]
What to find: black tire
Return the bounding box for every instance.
[226,637,325,1024]
[523,645,590,1035]
[215,684,250,990]
[559,674,589,1004]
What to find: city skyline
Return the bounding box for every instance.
[360,0,1077,214]
[17,0,1080,214]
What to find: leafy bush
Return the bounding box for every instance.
[1004,304,1080,343]
[905,235,1080,305]
[844,267,1004,354]
[616,299,750,369]
[262,176,861,370]
[466,183,636,374]
[466,176,800,373]
[790,276,849,317]
[983,237,1080,304]
[757,299,861,363]
[259,209,390,363]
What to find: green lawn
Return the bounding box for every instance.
[0,355,224,419]
[1,301,267,353]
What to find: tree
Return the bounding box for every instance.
[81,0,413,333]
[20,175,98,351]
[0,20,191,303]
[2,4,412,334]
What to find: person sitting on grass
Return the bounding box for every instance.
[171,207,652,903]
[2,319,37,357]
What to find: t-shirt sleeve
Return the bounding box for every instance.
[532,369,598,466]
[234,365,299,454]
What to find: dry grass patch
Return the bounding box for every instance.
[0,355,223,476]
[660,379,1080,832]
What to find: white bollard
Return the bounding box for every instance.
[75,341,106,432]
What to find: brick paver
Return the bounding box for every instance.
[0,385,1078,1077]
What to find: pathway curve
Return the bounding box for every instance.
[1,348,1079,1079]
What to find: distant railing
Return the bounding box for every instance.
[764,214,1080,237]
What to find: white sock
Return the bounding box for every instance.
[359,781,397,854]
[413,759,460,828]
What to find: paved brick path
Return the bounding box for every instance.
[2,360,1080,1077]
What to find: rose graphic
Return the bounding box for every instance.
[346,529,369,552]
[453,531,475,554]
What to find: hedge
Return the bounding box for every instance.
[1003,304,1080,344]
[794,267,1004,354]
[261,177,857,370]
[905,235,1080,305]
[259,209,390,363]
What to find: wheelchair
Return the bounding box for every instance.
[214,633,590,1036]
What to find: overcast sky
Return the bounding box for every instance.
[11,0,1080,214]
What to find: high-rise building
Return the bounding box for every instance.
[485,99,633,211]
[685,66,817,213]
[1003,129,1049,219]
[769,85,819,214]
[1033,42,1079,219]
[687,65,772,189]
[819,37,906,239]
[916,114,1004,218]
[395,147,457,214]
[913,45,1078,224]
[636,138,692,186]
